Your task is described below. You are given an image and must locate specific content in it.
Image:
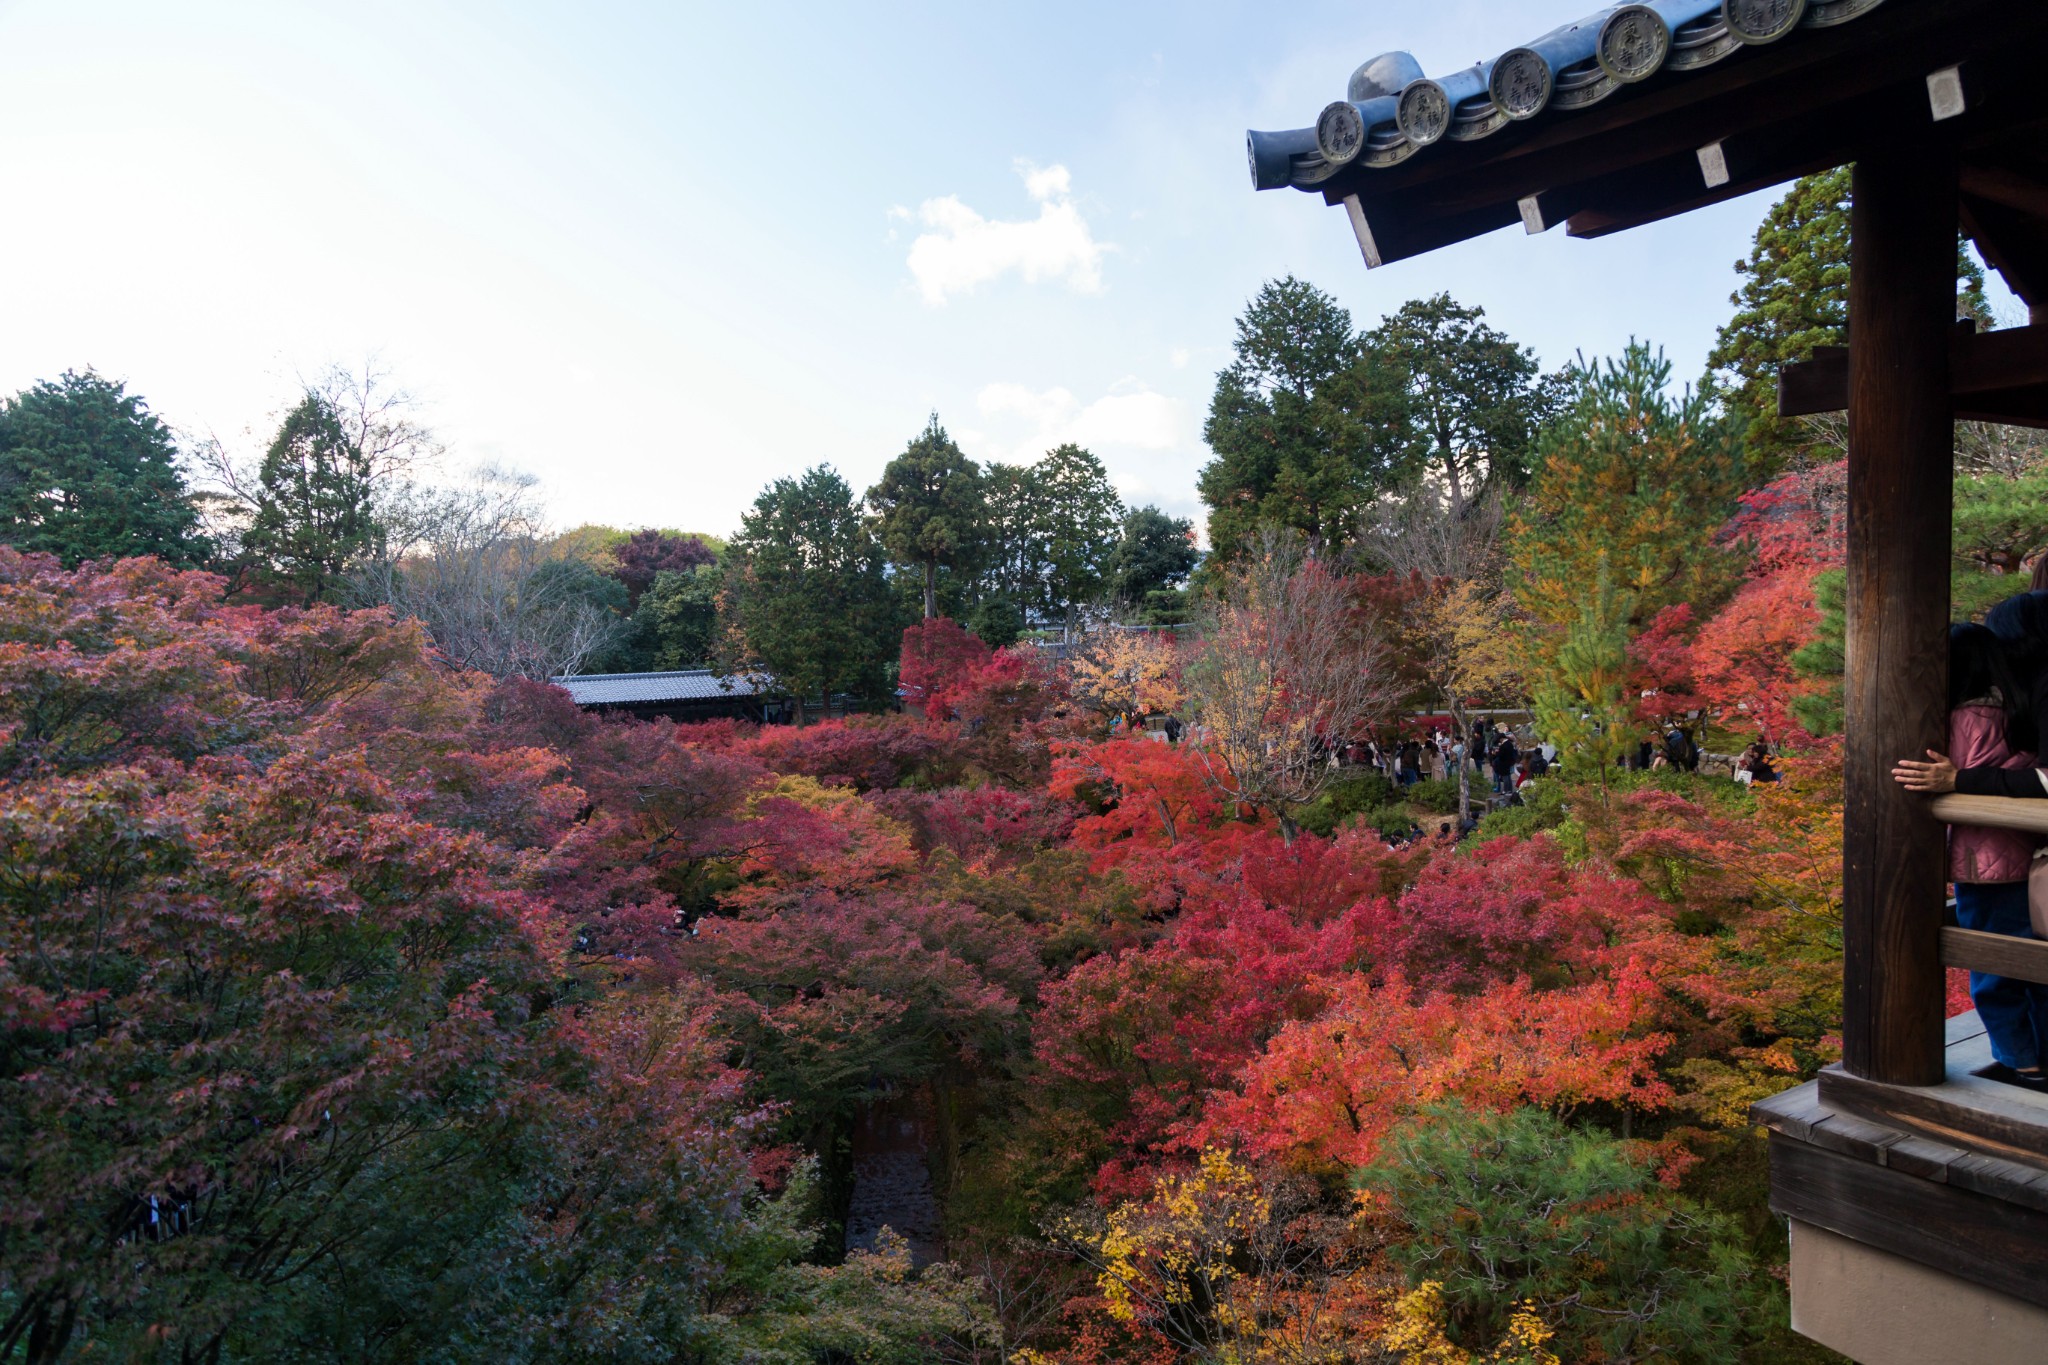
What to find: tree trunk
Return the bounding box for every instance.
[1438,429,1465,513]
[1452,699,1473,828]
[793,695,807,729]
[923,559,937,619]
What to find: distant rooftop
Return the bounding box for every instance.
[1249,1,1887,194]
[550,669,768,707]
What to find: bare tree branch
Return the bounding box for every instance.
[352,467,622,679]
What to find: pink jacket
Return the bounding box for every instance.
[1949,702,2041,884]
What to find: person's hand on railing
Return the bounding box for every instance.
[1892,749,1958,793]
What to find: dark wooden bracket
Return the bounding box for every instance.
[1780,322,2048,428]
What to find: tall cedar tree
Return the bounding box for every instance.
[1033,443,1123,633]
[868,415,989,619]
[1510,343,1747,637]
[0,370,207,566]
[1359,292,1556,504]
[1198,277,1371,559]
[727,465,899,723]
[242,393,379,604]
[978,459,1049,621]
[1705,165,1990,474]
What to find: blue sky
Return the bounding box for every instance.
[0,1,2009,538]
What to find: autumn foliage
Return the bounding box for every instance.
[0,537,1854,1365]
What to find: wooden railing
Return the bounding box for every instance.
[1928,795,2048,985]
[1928,795,2048,837]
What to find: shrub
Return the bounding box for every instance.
[1410,776,1461,813]
[1364,803,1420,840]
[1470,780,1570,846]
[1293,770,1400,836]
[1358,1104,1759,1364]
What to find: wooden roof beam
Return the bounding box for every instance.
[1961,192,2048,317]
[1779,323,2048,430]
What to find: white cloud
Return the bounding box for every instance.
[1169,346,1190,369]
[976,380,1077,431]
[1020,161,1070,201]
[903,160,1107,305]
[1072,387,1181,451]
[969,376,1184,461]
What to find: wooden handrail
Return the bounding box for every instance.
[1943,927,2048,986]
[1926,798,2048,983]
[1928,794,2048,836]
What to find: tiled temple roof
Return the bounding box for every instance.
[1249,0,1889,192]
[551,669,767,706]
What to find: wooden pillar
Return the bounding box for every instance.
[1841,143,1957,1085]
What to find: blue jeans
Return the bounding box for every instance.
[1955,881,2048,1070]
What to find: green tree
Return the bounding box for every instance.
[1789,568,1846,737]
[629,562,725,670]
[241,393,379,604]
[1530,563,1639,788]
[1954,468,2048,583]
[981,459,1049,609]
[1197,277,1382,558]
[1510,343,1746,636]
[1706,166,1990,474]
[1033,443,1123,634]
[1105,505,1198,607]
[1359,1105,1760,1364]
[728,465,900,724]
[1360,292,1555,503]
[963,594,1024,649]
[868,415,989,619]
[0,370,207,566]
[1792,464,2048,738]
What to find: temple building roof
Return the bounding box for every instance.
[1242,0,2048,304]
[1250,1,1890,194]
[550,669,767,707]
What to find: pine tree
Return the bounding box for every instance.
[1530,562,1639,787]
[1510,343,1746,636]
[0,371,207,566]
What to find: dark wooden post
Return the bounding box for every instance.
[1841,142,1957,1085]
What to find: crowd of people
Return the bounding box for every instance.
[1352,720,1554,800]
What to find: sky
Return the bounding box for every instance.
[0,1,2014,539]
